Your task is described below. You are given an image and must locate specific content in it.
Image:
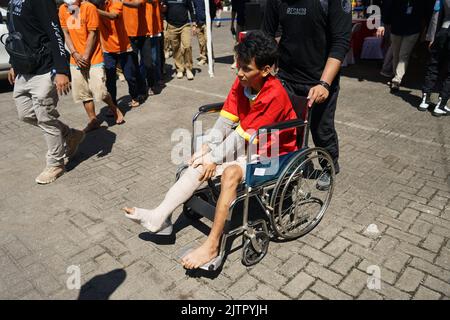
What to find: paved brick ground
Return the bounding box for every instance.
[0,18,449,300]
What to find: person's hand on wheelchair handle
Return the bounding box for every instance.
[307,84,329,107]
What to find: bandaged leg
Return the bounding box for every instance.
[124,166,203,232]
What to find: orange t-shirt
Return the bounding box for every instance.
[99,0,131,53]
[122,0,148,37]
[59,2,103,65]
[145,0,163,36]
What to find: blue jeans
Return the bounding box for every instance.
[103,51,146,104]
[129,35,161,88]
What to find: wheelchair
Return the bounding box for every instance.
[175,95,335,271]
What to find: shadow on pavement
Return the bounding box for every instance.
[66,126,116,172]
[214,55,234,65]
[78,269,126,300]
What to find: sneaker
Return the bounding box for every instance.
[432,97,450,117]
[176,71,184,79]
[186,69,194,80]
[418,93,431,112]
[390,81,400,93]
[316,170,331,191]
[35,165,65,184]
[65,129,85,159]
[197,59,207,66]
[164,51,170,59]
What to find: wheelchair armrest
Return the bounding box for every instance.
[258,119,307,132]
[198,102,224,113]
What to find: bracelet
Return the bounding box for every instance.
[319,80,330,91]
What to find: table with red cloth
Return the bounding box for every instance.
[351,19,377,59]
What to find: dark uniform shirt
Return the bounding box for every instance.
[382,0,428,36]
[162,0,196,28]
[7,0,69,75]
[262,0,351,86]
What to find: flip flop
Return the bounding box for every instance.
[124,207,173,235]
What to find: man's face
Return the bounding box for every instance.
[236,58,266,90]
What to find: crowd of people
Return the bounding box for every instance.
[373,0,450,117]
[5,0,447,270]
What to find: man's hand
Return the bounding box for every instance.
[81,53,92,68]
[73,52,89,69]
[192,24,198,36]
[199,162,217,182]
[189,144,210,166]
[429,41,434,50]
[54,74,71,96]
[307,84,329,107]
[376,26,385,38]
[7,68,15,85]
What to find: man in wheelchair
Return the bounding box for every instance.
[122,31,298,270]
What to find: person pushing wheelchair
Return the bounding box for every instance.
[122,31,298,270]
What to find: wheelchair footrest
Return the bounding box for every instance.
[185,195,216,223]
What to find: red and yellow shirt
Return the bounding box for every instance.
[98,0,131,53]
[221,76,298,156]
[59,2,104,65]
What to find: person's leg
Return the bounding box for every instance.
[392,33,419,85]
[104,52,119,105]
[29,73,70,167]
[167,23,184,76]
[90,67,125,125]
[122,165,205,231]
[119,52,141,106]
[181,23,193,79]
[181,165,243,269]
[433,34,450,116]
[390,34,402,86]
[140,36,155,88]
[310,87,340,175]
[197,24,207,64]
[149,36,162,90]
[381,44,393,77]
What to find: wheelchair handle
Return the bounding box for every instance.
[198,102,224,113]
[257,119,307,133]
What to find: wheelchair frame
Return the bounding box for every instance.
[177,96,335,271]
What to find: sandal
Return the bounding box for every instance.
[128,100,140,108]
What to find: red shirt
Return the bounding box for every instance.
[220,76,298,156]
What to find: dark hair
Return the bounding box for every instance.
[88,0,106,8]
[234,30,278,70]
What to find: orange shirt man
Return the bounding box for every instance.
[59,0,124,132]
[97,0,146,106]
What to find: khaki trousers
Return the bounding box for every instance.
[13,72,70,166]
[167,23,193,72]
[391,33,420,84]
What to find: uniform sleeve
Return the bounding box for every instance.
[87,4,100,30]
[220,77,241,123]
[59,6,67,29]
[34,0,69,75]
[261,0,279,37]
[328,0,352,62]
[110,2,123,15]
[209,130,246,164]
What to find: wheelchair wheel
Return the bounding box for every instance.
[241,230,270,267]
[269,147,335,240]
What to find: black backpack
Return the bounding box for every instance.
[0,1,49,74]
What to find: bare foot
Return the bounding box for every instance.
[122,207,135,215]
[181,241,218,270]
[115,108,125,124]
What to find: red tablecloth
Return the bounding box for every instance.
[352,20,377,58]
